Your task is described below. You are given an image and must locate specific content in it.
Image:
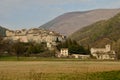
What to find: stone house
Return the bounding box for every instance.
[90,44,116,60]
[4,28,65,49]
[57,48,69,57]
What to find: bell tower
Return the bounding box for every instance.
[105,44,111,52]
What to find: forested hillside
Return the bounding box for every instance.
[70,12,120,57]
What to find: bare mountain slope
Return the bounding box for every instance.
[40,9,120,36]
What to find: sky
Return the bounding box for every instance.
[0,0,120,30]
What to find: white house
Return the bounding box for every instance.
[60,48,69,57]
[56,48,69,58]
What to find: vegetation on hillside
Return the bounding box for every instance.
[0,38,55,58]
[0,32,90,58]
[0,26,6,37]
[70,12,120,58]
[56,39,90,55]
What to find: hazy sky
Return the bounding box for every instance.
[0,0,120,30]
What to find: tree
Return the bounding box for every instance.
[0,35,3,47]
[27,42,46,54]
[56,38,89,54]
[68,45,86,54]
[112,40,120,59]
[0,35,2,42]
[13,42,26,60]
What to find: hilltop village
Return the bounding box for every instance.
[0,28,116,60]
[1,9,120,60]
[4,28,65,49]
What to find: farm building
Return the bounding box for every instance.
[90,44,116,60]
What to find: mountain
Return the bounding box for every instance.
[0,26,7,37]
[40,9,120,36]
[69,12,120,53]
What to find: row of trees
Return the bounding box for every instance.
[0,35,55,58]
[0,35,90,59]
[57,39,90,55]
[13,42,55,59]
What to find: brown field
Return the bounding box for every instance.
[0,61,120,80]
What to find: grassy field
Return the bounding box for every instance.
[0,56,88,61]
[0,61,120,80]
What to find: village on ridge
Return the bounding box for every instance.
[3,28,116,60]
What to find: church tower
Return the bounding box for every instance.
[105,44,111,52]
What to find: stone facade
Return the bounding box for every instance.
[4,28,65,48]
[90,44,116,60]
[57,48,69,57]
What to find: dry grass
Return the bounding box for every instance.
[0,61,120,80]
[0,61,120,73]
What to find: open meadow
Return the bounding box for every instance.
[0,59,120,80]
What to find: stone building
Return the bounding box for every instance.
[4,28,65,49]
[57,48,69,57]
[90,44,116,60]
